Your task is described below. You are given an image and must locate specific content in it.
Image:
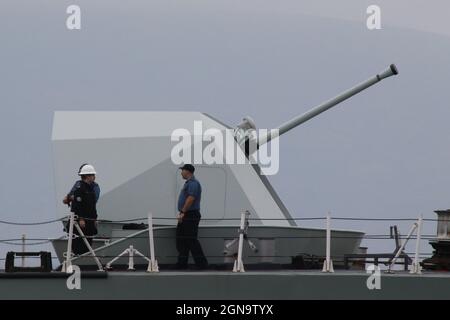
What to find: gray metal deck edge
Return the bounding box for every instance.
[1,271,449,300]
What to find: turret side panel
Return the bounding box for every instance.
[52,112,291,226]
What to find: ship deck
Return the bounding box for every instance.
[1,269,449,300]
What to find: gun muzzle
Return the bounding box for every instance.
[377,64,398,81]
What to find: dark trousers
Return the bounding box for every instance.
[72,219,97,255]
[176,211,208,267]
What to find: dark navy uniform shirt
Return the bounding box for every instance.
[69,181,100,202]
[70,180,98,219]
[177,176,202,212]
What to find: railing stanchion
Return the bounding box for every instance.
[322,212,334,273]
[233,210,248,272]
[388,221,418,273]
[74,222,104,271]
[63,212,75,273]
[147,211,159,272]
[411,215,423,274]
[21,234,26,268]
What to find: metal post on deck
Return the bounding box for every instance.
[106,246,132,270]
[233,210,248,272]
[21,234,26,268]
[63,212,76,273]
[74,222,104,271]
[106,245,152,270]
[129,245,135,270]
[411,215,423,274]
[147,212,159,272]
[322,212,334,273]
[388,221,418,273]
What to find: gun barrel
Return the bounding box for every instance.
[259,64,398,146]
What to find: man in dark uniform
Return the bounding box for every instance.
[175,164,208,269]
[67,164,99,255]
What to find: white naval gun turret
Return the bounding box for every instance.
[52,64,398,229]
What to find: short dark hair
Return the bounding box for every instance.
[179,164,195,173]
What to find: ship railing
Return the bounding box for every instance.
[387,215,423,274]
[0,214,438,274]
[62,212,104,273]
[103,212,159,272]
[61,211,160,273]
[229,211,423,274]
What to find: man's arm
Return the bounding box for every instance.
[181,196,195,213]
[93,183,100,202]
[177,196,195,222]
[71,189,87,228]
[63,181,79,205]
[177,181,200,222]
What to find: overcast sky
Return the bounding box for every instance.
[1,0,450,262]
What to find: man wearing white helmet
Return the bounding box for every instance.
[65,163,100,255]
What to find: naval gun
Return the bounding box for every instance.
[234,64,398,153]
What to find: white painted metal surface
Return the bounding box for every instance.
[322,213,334,273]
[411,215,423,274]
[233,211,249,272]
[147,212,159,272]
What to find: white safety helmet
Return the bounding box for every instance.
[78,164,97,176]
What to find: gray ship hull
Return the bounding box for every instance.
[1,270,449,300]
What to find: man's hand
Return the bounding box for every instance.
[79,218,86,229]
[178,196,195,223]
[63,195,70,205]
[176,212,185,223]
[63,195,74,205]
